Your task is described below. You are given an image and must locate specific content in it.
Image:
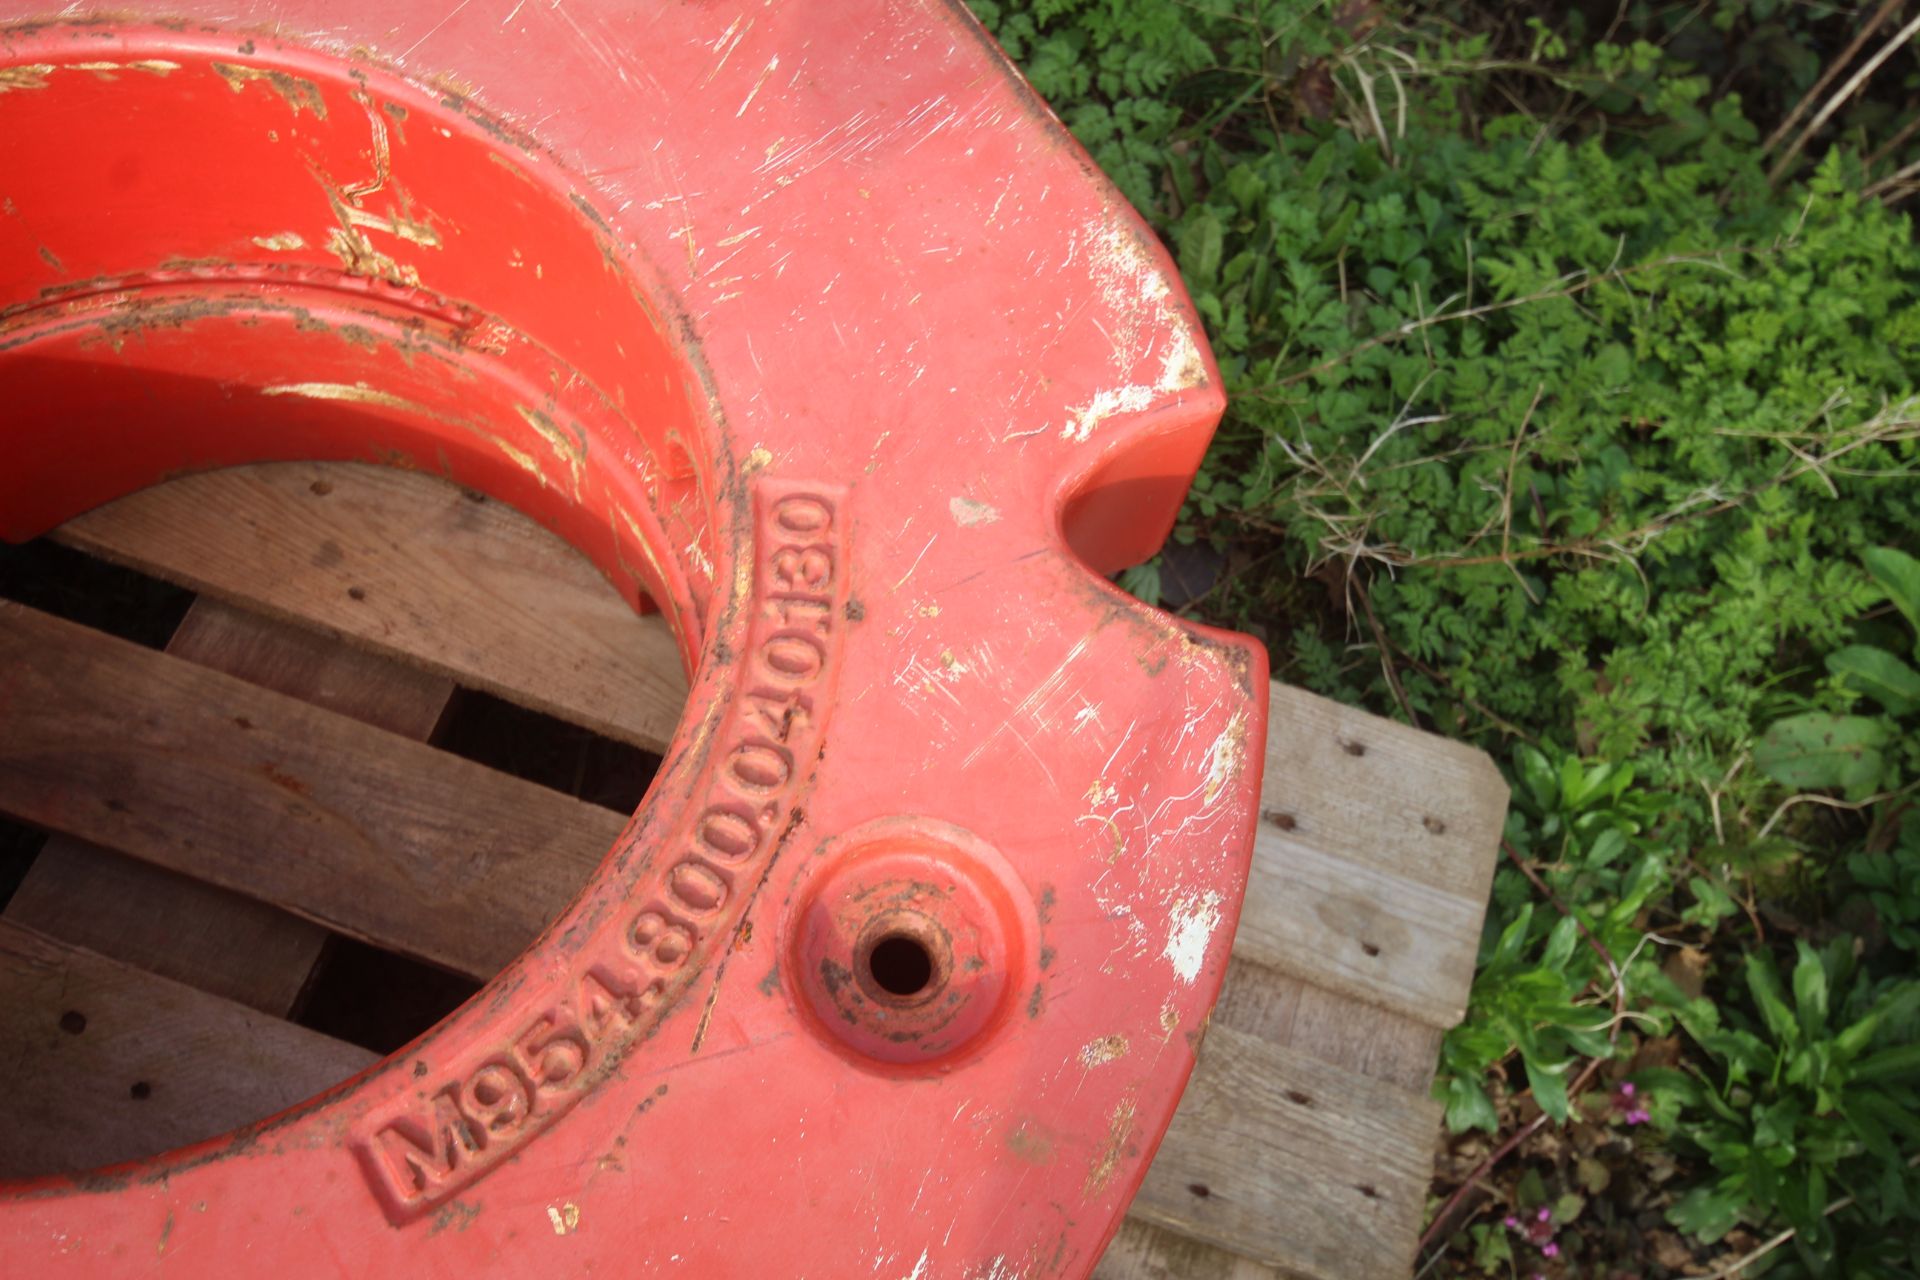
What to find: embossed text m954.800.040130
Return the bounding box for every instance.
[0,3,1267,1275]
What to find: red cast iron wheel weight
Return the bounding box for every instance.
[0,3,1269,1275]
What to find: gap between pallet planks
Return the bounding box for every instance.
[0,462,1503,1279]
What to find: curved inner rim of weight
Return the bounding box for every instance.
[0,33,717,661]
[0,34,721,1175]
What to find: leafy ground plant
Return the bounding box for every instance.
[1758,548,1920,801]
[972,0,1920,1274]
[1650,940,1920,1268]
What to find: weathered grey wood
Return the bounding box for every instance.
[1232,835,1486,1028]
[0,600,623,980]
[0,920,377,1177]
[6,849,330,1018]
[1132,1024,1442,1279]
[1257,684,1505,903]
[1106,689,1504,1278]
[166,596,456,739]
[1235,687,1506,1027]
[1213,958,1444,1095]
[5,599,454,1014]
[57,461,687,752]
[1094,1219,1280,1280]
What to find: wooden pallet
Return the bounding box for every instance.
[0,462,1503,1279]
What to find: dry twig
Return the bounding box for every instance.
[1247,246,1766,394]
[1762,0,1905,157]
[1770,7,1920,185]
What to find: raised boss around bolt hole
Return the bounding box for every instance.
[788,818,1036,1068]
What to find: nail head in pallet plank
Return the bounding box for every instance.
[56,462,687,753]
[4,599,456,1015]
[0,600,624,980]
[0,920,377,1179]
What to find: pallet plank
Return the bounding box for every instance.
[6,851,330,1018]
[0,600,623,980]
[1101,962,1451,1277]
[1258,686,1505,902]
[5,600,455,1014]
[58,462,687,752]
[1132,1024,1442,1279]
[0,919,376,1177]
[1213,958,1444,1095]
[1104,688,1502,1277]
[167,597,456,739]
[1233,835,1487,1028]
[1094,1219,1280,1280]
[1237,688,1505,1028]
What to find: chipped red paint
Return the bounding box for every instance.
[0,4,1267,1275]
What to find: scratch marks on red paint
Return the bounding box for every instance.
[398,0,476,61]
[704,14,752,85]
[735,55,778,118]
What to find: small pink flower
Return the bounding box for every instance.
[1612,1079,1651,1124]
[1543,1242,1560,1258]
[1505,1210,1558,1252]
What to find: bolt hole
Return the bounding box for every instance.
[867,933,934,997]
[59,1010,86,1035]
[130,1081,152,1101]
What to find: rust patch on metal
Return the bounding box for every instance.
[1078,1034,1128,1069]
[1082,1098,1137,1198]
[211,60,326,118]
[1006,1119,1055,1165]
[0,62,52,92]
